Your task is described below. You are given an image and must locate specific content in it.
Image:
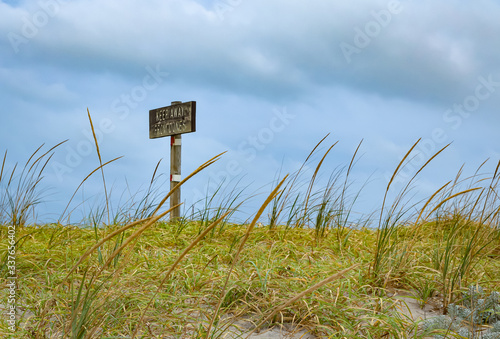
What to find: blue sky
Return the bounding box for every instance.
[1,0,499,224]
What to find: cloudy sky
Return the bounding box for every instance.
[1,0,499,224]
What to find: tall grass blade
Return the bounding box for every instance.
[0,150,7,183]
[87,108,110,225]
[298,142,337,228]
[59,156,124,224]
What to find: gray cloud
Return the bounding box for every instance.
[1,0,499,222]
[2,0,500,106]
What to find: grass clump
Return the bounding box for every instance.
[0,141,66,227]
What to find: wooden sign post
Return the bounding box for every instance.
[149,101,196,220]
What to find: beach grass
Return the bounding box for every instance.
[1,214,498,338]
[0,116,499,338]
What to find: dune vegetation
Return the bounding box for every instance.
[1,114,499,338]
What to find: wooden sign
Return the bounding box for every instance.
[149,101,196,139]
[149,100,197,220]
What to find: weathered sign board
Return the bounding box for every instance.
[149,101,196,139]
[148,101,196,221]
